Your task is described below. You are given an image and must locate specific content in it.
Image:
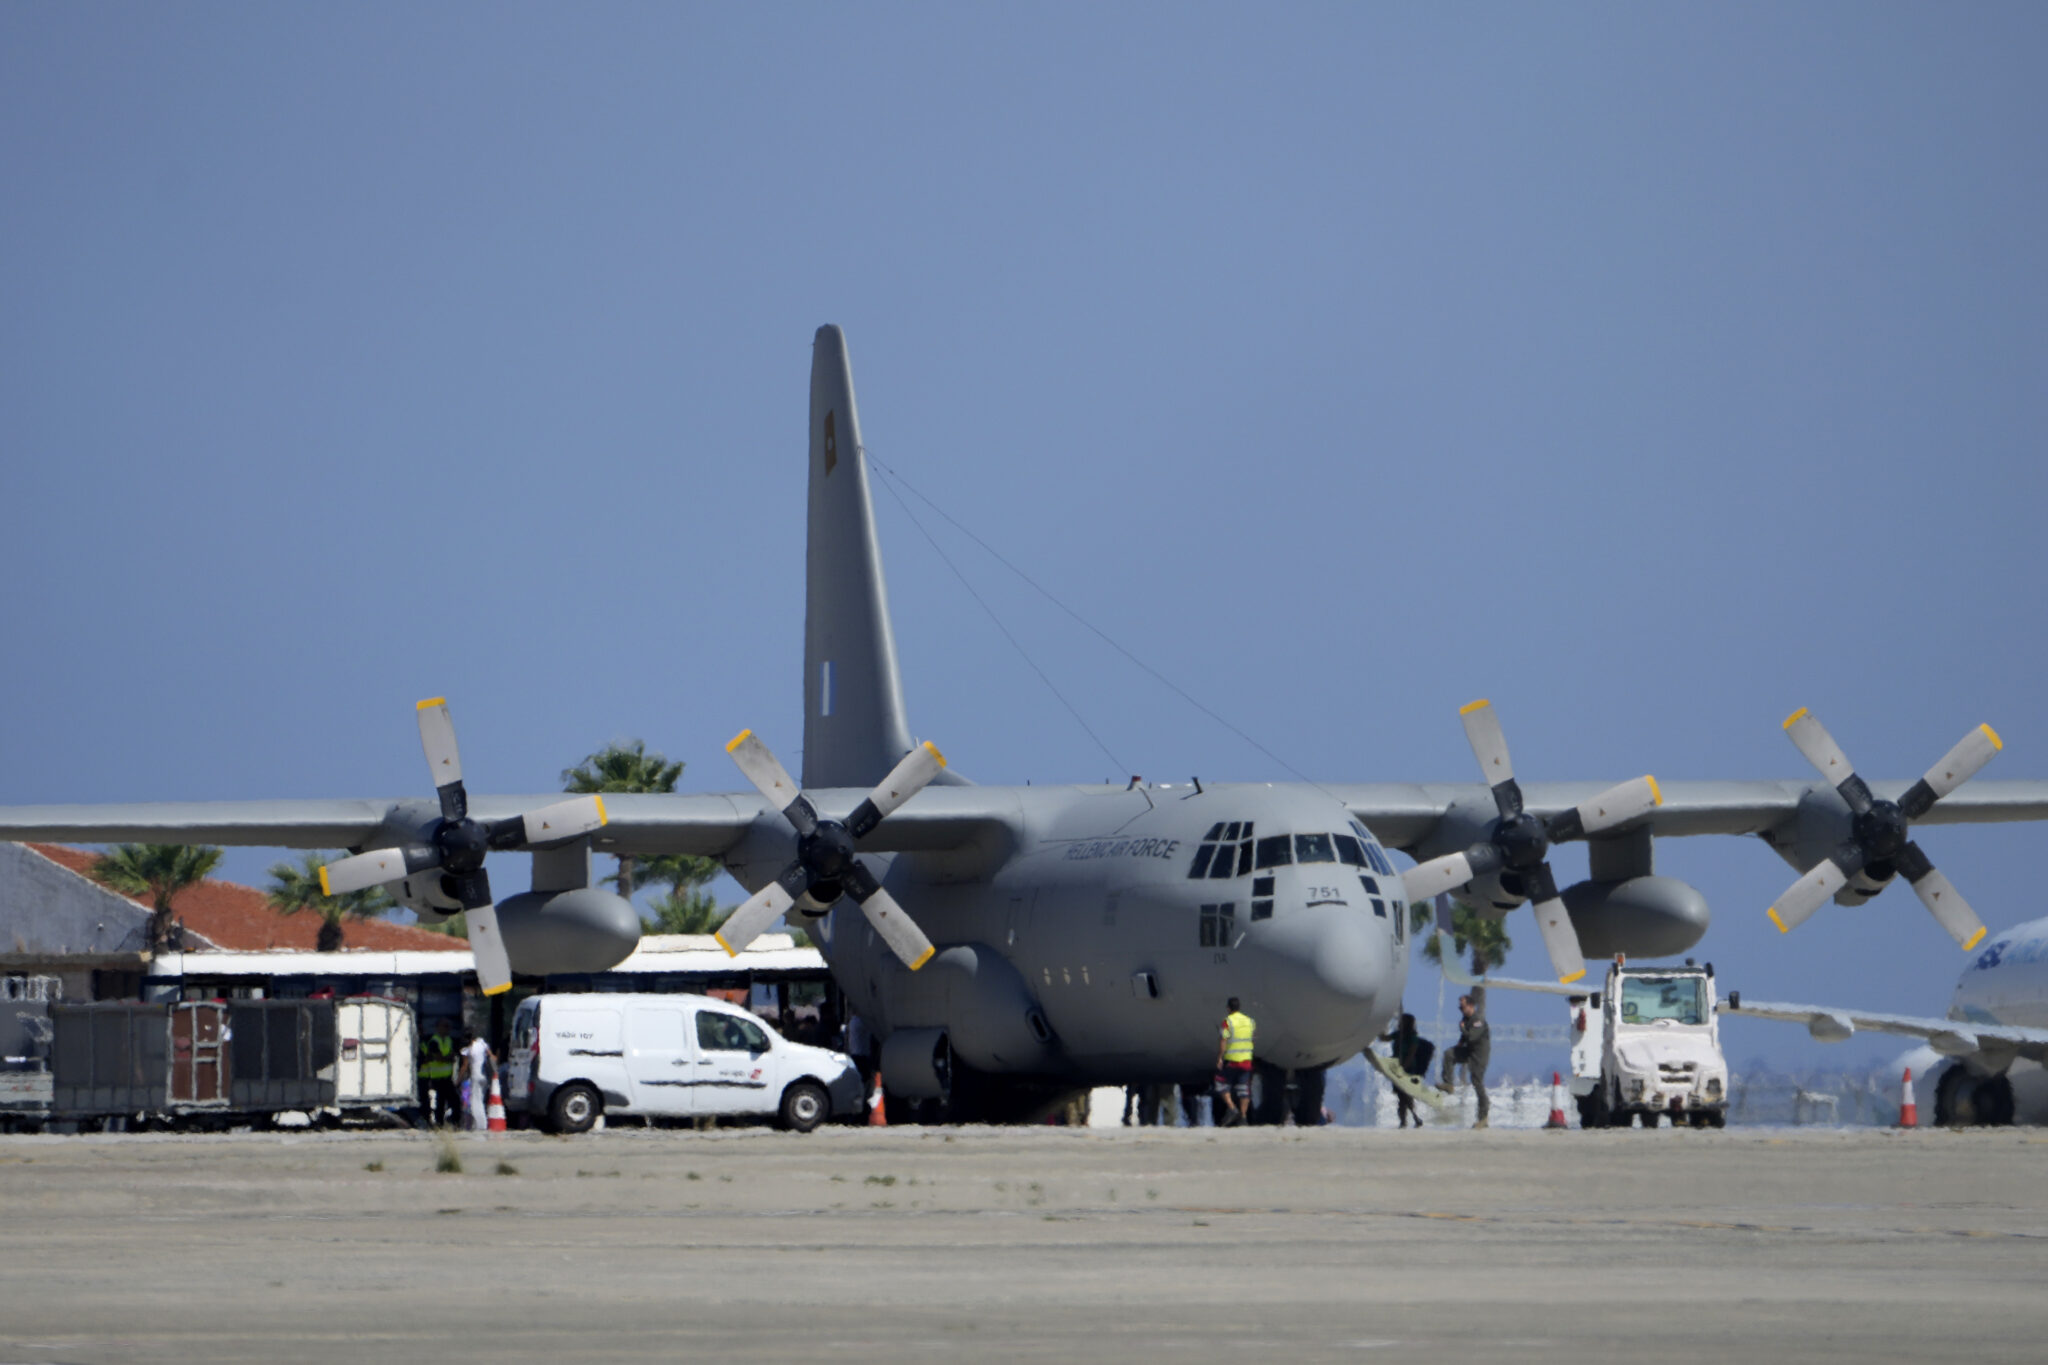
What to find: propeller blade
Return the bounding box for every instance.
[1459,699,1521,816]
[1551,775,1663,841]
[1896,841,1989,951]
[1904,724,2003,815]
[848,741,947,838]
[464,902,515,996]
[502,794,609,848]
[1530,895,1588,985]
[1766,855,1856,934]
[726,730,815,833]
[1403,851,1477,904]
[853,882,937,971]
[1782,708,1874,814]
[320,846,430,896]
[712,875,802,959]
[417,698,465,819]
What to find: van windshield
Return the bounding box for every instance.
[1618,975,1707,1026]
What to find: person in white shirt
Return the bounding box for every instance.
[463,1031,494,1130]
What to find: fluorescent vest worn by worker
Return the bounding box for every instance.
[420,1033,455,1079]
[1223,1011,1255,1064]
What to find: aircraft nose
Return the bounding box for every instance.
[1248,903,1388,1061]
[1313,910,1385,1004]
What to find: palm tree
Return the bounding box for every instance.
[266,851,396,952]
[91,843,224,955]
[647,888,730,936]
[560,740,685,901]
[1420,900,1515,976]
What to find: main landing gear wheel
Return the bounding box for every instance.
[779,1080,828,1133]
[549,1082,601,1135]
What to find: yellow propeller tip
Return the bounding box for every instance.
[725,729,753,753]
[1458,698,1491,716]
[1963,927,1988,951]
[1981,723,2003,752]
[592,793,608,825]
[416,696,447,710]
[713,932,739,958]
[924,740,947,768]
[1645,775,1663,807]
[1782,707,1810,730]
[482,982,512,997]
[1559,969,1586,985]
[909,946,937,971]
[1766,907,1790,934]
[317,866,332,897]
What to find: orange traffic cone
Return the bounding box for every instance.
[486,1076,508,1134]
[1545,1071,1569,1129]
[1898,1067,1918,1128]
[868,1070,888,1127]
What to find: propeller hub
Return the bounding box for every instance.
[435,818,491,874]
[1852,800,1909,861]
[1494,813,1549,872]
[799,822,859,880]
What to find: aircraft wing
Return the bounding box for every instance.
[1336,779,2048,850]
[1723,997,2048,1063]
[0,785,1022,861]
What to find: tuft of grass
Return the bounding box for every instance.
[433,1135,463,1175]
[364,1160,384,1173]
[864,1174,897,1186]
[1146,1189,1159,1201]
[494,1160,519,1177]
[686,1171,702,1181]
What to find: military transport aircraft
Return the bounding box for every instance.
[4,326,2046,1120]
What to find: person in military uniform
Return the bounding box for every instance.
[1440,989,1492,1128]
[417,1016,459,1127]
[1215,997,1255,1127]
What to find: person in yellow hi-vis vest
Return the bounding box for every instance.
[1215,997,1255,1127]
[417,1017,459,1128]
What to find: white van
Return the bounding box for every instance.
[506,992,862,1134]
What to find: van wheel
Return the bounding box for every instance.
[549,1082,601,1135]
[780,1081,829,1134]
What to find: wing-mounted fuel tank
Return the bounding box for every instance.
[1759,785,1896,906]
[876,942,1058,1096]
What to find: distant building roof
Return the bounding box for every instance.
[148,934,825,982]
[26,845,467,954]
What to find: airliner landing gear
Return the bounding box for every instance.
[1935,1065,2015,1127]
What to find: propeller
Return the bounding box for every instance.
[318,698,610,995]
[714,729,943,970]
[1766,709,1999,949]
[1401,699,1663,985]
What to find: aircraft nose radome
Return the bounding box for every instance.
[1312,915,1385,1005]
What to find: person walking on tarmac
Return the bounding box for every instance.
[417,1017,459,1128]
[1439,988,1492,1128]
[1378,1013,1433,1129]
[1215,997,1256,1127]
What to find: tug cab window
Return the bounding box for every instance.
[1618,976,1707,1027]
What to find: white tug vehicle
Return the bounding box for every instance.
[1442,935,1730,1128]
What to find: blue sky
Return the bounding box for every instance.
[4,5,2044,1068]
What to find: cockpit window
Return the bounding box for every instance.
[1334,833,1368,867]
[1254,835,1292,869]
[1189,823,1254,880]
[1295,833,1335,864]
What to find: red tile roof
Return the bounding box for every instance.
[30,845,467,953]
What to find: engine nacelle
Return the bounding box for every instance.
[1559,875,1710,959]
[1761,786,1892,907]
[880,1027,951,1099]
[491,888,642,975]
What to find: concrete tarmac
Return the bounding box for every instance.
[2,1124,2045,1363]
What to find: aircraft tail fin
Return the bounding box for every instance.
[802,325,915,789]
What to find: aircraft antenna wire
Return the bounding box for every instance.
[868,453,1130,778]
[868,454,1332,795]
